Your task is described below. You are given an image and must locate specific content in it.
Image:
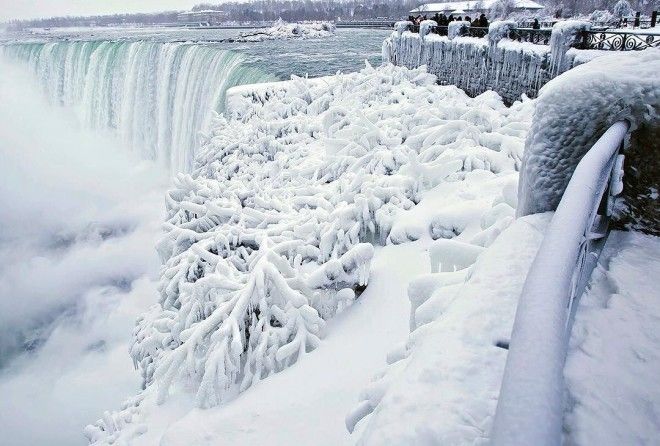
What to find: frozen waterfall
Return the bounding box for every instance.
[0,41,274,173]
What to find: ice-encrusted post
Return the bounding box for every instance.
[418,20,438,40]
[548,21,591,75]
[447,20,469,40]
[487,20,517,50]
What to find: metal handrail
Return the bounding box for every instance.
[490,121,629,446]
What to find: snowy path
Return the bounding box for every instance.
[564,230,660,445]
[137,243,429,446]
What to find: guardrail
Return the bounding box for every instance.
[490,121,629,445]
[406,23,659,50]
[335,20,396,29]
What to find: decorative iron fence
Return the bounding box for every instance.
[404,23,659,51]
[509,28,552,45]
[578,29,660,51]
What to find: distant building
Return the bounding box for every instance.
[411,1,544,16]
[177,10,228,26]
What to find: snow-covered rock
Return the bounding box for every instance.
[232,19,335,42]
[86,62,536,445]
[517,49,660,217]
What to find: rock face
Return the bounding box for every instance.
[517,49,659,235]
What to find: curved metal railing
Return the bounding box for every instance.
[490,121,629,446]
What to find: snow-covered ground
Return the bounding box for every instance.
[232,20,335,42]
[564,230,660,445]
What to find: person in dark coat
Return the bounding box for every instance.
[532,18,541,29]
[465,16,471,23]
[479,13,489,28]
[448,15,455,23]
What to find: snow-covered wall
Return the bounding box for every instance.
[517,49,660,224]
[382,22,601,104]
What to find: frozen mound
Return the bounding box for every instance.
[517,48,660,217]
[232,19,335,42]
[85,62,535,444]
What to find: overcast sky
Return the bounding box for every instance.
[0,0,206,21]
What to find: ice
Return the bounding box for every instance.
[448,20,470,40]
[87,62,535,444]
[231,20,335,42]
[382,21,610,104]
[517,48,660,217]
[547,20,591,75]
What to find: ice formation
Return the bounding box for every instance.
[548,20,591,75]
[517,49,660,216]
[447,20,470,40]
[86,62,536,444]
[232,20,335,42]
[382,21,605,104]
[487,20,518,47]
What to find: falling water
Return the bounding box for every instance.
[1,41,275,172]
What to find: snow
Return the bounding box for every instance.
[351,213,552,444]
[232,19,335,42]
[517,48,660,216]
[132,243,429,446]
[564,230,660,445]
[86,62,536,444]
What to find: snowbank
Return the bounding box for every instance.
[232,19,335,42]
[517,48,660,217]
[564,231,660,444]
[349,213,551,444]
[86,62,536,444]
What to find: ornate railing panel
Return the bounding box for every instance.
[509,28,552,45]
[403,22,658,51]
[578,30,660,51]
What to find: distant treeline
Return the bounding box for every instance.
[5,11,181,30]
[4,0,658,30]
[191,0,419,21]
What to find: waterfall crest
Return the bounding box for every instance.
[1,40,274,172]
